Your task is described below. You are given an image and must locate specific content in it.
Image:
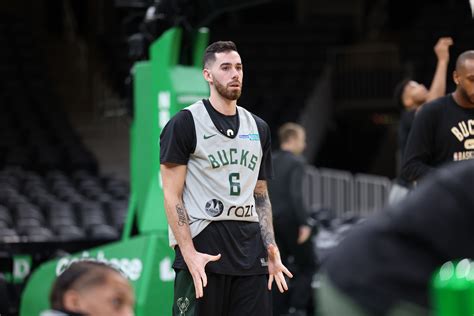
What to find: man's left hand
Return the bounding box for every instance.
[297,225,312,244]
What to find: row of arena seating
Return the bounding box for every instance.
[0,167,128,243]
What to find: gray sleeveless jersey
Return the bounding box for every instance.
[169,100,262,246]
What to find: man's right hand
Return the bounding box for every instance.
[434,37,453,62]
[182,250,221,298]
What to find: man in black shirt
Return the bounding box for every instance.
[318,159,474,316]
[268,123,317,316]
[401,50,474,184]
[160,41,292,316]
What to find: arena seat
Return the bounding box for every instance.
[88,224,119,240]
[24,226,54,242]
[0,166,128,243]
[0,206,13,226]
[55,225,85,241]
[49,216,76,229]
[0,228,19,243]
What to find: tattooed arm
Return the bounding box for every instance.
[254,180,293,292]
[254,180,276,247]
[161,163,220,298]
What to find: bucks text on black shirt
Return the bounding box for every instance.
[401,94,474,183]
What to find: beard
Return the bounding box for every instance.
[214,79,242,100]
[459,85,474,105]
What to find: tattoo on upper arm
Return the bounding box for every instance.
[254,187,275,248]
[176,203,188,226]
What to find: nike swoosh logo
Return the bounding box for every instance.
[203,134,217,139]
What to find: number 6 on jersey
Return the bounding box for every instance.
[229,173,241,196]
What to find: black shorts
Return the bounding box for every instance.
[173,269,272,316]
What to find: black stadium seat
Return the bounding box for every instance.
[24,226,54,242]
[15,204,44,223]
[55,225,85,241]
[50,216,76,228]
[82,214,107,228]
[0,206,12,226]
[88,224,119,240]
[0,228,19,243]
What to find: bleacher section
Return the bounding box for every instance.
[0,16,129,244]
[0,168,128,243]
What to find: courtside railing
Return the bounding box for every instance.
[303,166,392,218]
[354,173,392,216]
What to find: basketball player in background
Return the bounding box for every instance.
[389,36,452,203]
[160,41,292,316]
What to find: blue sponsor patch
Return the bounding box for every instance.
[239,133,260,141]
[249,134,260,141]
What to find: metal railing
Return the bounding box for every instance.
[303,166,392,218]
[319,168,355,218]
[302,166,322,213]
[354,173,392,216]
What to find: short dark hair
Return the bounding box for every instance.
[393,78,411,109]
[456,50,474,71]
[50,261,123,310]
[278,122,304,145]
[203,41,238,68]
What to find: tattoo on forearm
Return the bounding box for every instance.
[176,203,188,226]
[254,191,276,247]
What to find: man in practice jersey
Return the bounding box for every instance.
[160,41,292,316]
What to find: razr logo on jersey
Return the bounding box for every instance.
[205,199,224,217]
[227,204,254,218]
[204,201,255,218]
